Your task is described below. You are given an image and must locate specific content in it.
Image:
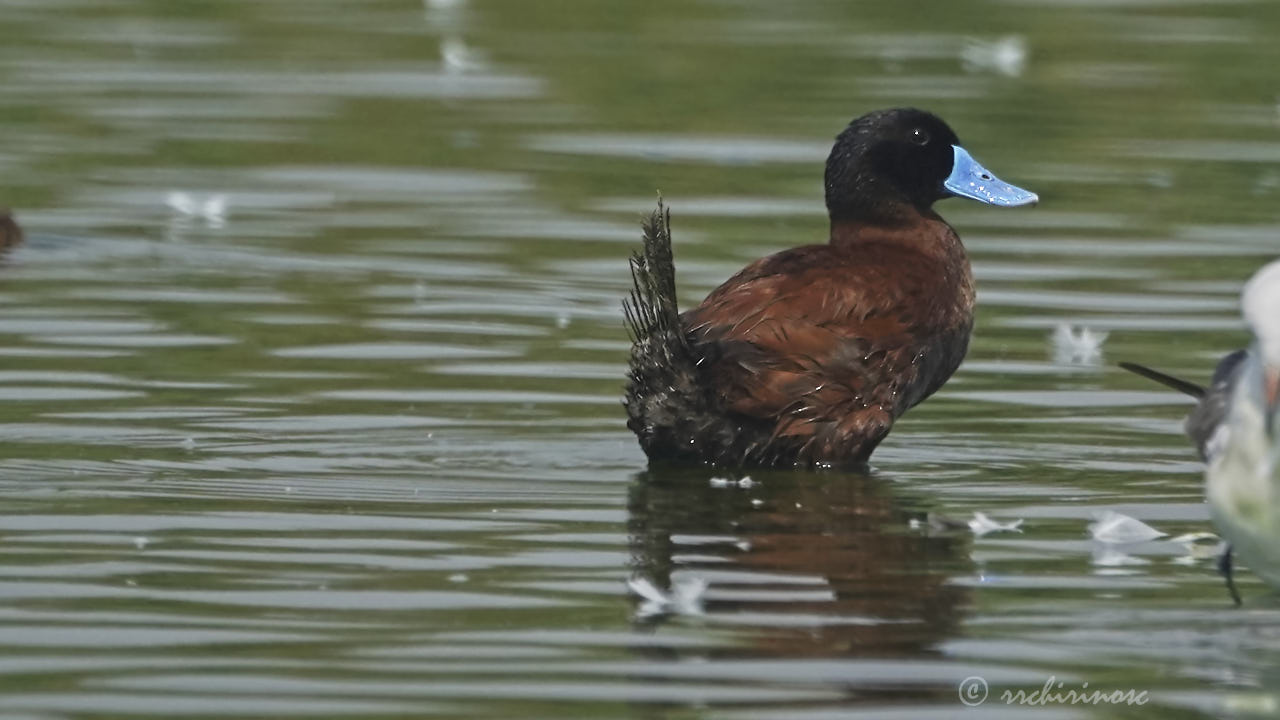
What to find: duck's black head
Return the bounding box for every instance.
[824,108,1036,224]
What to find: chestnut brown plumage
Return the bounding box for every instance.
[624,109,1035,469]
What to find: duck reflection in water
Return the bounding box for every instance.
[627,469,971,656]
[624,108,1036,469]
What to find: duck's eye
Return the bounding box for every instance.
[910,128,930,146]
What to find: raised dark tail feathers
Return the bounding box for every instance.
[623,201,680,346]
[622,201,709,462]
[1118,362,1205,399]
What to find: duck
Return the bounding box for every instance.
[623,108,1037,469]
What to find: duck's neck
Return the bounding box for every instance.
[828,204,961,259]
[829,206,975,320]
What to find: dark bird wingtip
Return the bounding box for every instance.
[1118,360,1206,399]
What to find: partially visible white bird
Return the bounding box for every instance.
[1206,259,1280,604]
[1119,349,1246,463]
